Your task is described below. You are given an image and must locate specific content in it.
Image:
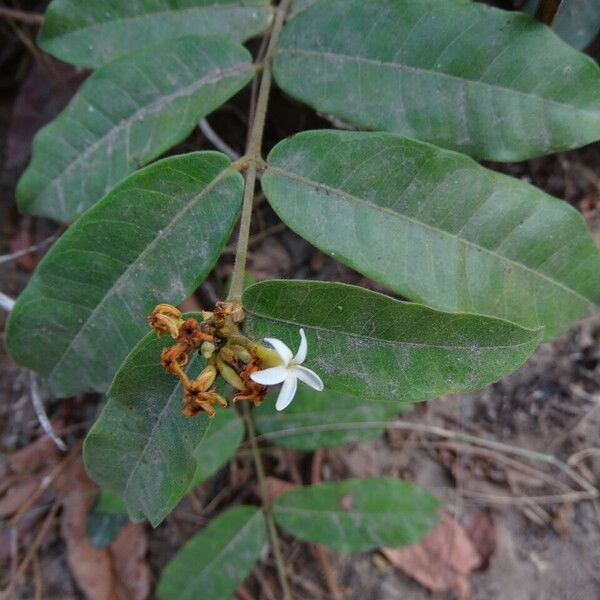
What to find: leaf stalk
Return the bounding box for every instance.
[227,0,291,302]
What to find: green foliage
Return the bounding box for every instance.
[190,408,245,488]
[243,280,542,403]
[273,478,440,551]
[274,0,600,161]
[6,153,243,396]
[18,36,254,221]
[157,506,267,600]
[255,387,405,449]
[84,319,210,527]
[86,490,129,548]
[263,130,600,341]
[524,0,600,49]
[7,0,600,587]
[39,0,273,68]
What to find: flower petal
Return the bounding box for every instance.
[264,337,293,364]
[295,365,324,391]
[250,365,288,386]
[276,374,297,411]
[293,328,307,364]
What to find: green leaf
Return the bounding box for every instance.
[263,130,600,340]
[6,152,243,396]
[255,387,405,449]
[274,0,600,161]
[273,478,439,551]
[242,280,542,403]
[83,318,211,527]
[39,0,273,68]
[157,506,267,600]
[17,36,253,221]
[190,408,245,488]
[87,490,129,548]
[524,0,600,50]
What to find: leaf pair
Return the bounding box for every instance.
[21,0,600,224]
[157,480,439,599]
[276,0,600,161]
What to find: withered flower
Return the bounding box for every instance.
[149,304,183,338]
[182,382,227,418]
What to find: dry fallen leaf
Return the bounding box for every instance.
[0,478,38,518]
[259,476,298,502]
[8,435,60,474]
[464,512,496,570]
[383,511,481,600]
[55,458,150,600]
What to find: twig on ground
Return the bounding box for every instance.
[29,372,67,452]
[199,119,241,161]
[0,7,44,25]
[309,450,343,600]
[257,419,598,498]
[9,441,81,528]
[0,291,16,312]
[0,234,58,265]
[3,500,60,597]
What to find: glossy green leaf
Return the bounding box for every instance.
[18,36,254,221]
[273,478,439,551]
[157,506,267,600]
[6,153,243,396]
[274,0,600,161]
[242,280,542,403]
[87,490,129,548]
[39,0,273,68]
[263,130,600,340]
[524,0,600,50]
[255,387,405,449]
[190,408,245,488]
[83,318,210,527]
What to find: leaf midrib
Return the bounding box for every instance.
[47,167,234,386]
[121,351,203,504]
[276,504,427,519]
[178,511,262,600]
[39,63,252,199]
[267,166,597,309]
[276,48,600,119]
[246,307,538,351]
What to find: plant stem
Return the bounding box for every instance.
[535,0,563,25]
[242,402,293,600]
[227,0,291,302]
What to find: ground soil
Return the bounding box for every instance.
[1,2,599,599]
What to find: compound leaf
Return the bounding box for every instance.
[18,36,254,221]
[39,0,273,68]
[7,153,243,396]
[273,478,439,551]
[274,0,600,161]
[242,280,542,403]
[263,130,600,340]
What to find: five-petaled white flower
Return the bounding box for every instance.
[250,328,324,411]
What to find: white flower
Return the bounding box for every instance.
[250,328,324,411]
